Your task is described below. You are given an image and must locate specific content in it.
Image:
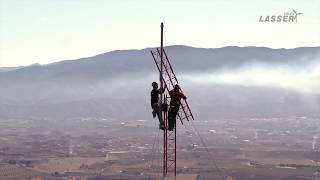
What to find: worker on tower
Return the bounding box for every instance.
[151,81,166,130]
[168,84,186,131]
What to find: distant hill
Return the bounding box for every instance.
[0,45,319,120]
[0,66,23,72]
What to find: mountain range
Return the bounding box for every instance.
[0,45,319,120]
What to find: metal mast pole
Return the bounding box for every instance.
[160,22,165,178]
[160,22,163,118]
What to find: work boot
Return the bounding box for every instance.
[168,125,174,131]
[159,123,165,130]
[152,110,156,118]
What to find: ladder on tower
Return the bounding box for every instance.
[150,47,195,177]
[151,48,195,124]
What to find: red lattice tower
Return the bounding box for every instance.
[150,23,194,177]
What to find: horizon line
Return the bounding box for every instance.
[1,44,319,68]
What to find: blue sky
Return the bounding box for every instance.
[0,0,319,67]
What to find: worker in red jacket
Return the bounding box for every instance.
[168,84,186,131]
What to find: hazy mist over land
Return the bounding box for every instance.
[0,45,319,120]
[182,57,320,95]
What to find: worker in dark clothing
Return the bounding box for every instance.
[168,84,186,131]
[151,81,166,130]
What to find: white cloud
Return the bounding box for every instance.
[182,60,320,94]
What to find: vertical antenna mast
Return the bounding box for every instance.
[160,22,165,178]
[160,22,164,118]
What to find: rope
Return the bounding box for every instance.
[142,126,161,177]
[187,120,228,180]
[150,128,161,169]
[156,128,162,179]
